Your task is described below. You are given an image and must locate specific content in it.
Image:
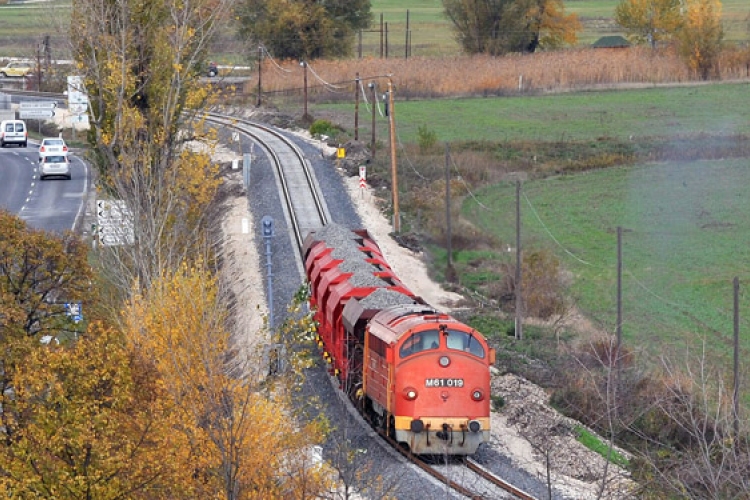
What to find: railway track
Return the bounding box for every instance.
[203,112,330,268]
[205,112,538,500]
[377,430,537,500]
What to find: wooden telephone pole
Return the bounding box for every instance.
[387,78,400,233]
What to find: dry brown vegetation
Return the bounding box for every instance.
[247,45,750,99]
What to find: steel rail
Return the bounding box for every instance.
[465,457,538,500]
[203,112,329,258]
[368,421,534,499]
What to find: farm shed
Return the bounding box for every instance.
[592,36,631,49]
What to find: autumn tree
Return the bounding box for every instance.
[442,0,580,55]
[677,0,724,79]
[0,212,194,497]
[615,0,684,48]
[235,0,372,60]
[70,0,229,300]
[123,262,333,498]
[0,210,94,339]
[0,323,198,498]
[0,211,96,447]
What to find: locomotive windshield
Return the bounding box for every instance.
[399,330,440,358]
[446,330,485,358]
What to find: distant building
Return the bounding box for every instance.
[592,36,631,49]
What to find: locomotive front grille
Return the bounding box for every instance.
[393,416,491,455]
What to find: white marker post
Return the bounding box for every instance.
[359,165,367,197]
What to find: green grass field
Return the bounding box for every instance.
[317,82,750,143]
[0,2,71,59]
[465,159,750,363]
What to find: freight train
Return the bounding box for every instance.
[302,223,495,455]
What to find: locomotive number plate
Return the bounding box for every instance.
[425,378,464,388]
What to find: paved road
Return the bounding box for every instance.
[0,146,90,233]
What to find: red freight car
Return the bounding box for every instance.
[303,224,495,455]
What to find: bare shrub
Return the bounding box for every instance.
[496,249,569,320]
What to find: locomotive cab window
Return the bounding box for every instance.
[446,330,485,358]
[399,330,440,358]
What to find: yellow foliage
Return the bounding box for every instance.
[678,0,724,79]
[123,263,330,497]
[0,323,195,498]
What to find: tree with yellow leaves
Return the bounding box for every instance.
[0,323,198,498]
[0,212,196,497]
[123,262,334,499]
[0,210,94,340]
[71,0,230,301]
[615,0,684,48]
[677,0,724,79]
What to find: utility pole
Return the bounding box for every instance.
[387,78,400,233]
[354,73,360,140]
[405,10,410,59]
[445,143,452,271]
[515,180,523,340]
[369,82,376,160]
[301,61,309,120]
[35,42,42,91]
[256,45,262,107]
[616,225,623,370]
[733,276,740,441]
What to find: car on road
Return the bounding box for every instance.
[0,61,33,78]
[39,154,71,180]
[38,136,68,159]
[0,120,28,147]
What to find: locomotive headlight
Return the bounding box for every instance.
[471,389,484,401]
[438,356,450,367]
[469,420,481,433]
[403,387,418,400]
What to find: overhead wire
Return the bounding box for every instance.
[448,153,493,211]
[259,45,292,75]
[358,80,373,113]
[522,191,599,268]
[304,62,347,93]
[394,129,429,181]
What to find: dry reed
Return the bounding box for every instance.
[245,45,750,100]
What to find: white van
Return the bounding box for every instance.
[0,120,28,148]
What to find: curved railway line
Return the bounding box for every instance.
[205,112,538,500]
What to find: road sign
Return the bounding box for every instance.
[67,75,89,115]
[19,109,55,119]
[97,199,134,246]
[65,302,83,323]
[69,103,87,115]
[19,100,56,109]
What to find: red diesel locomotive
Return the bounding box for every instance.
[302,223,495,455]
